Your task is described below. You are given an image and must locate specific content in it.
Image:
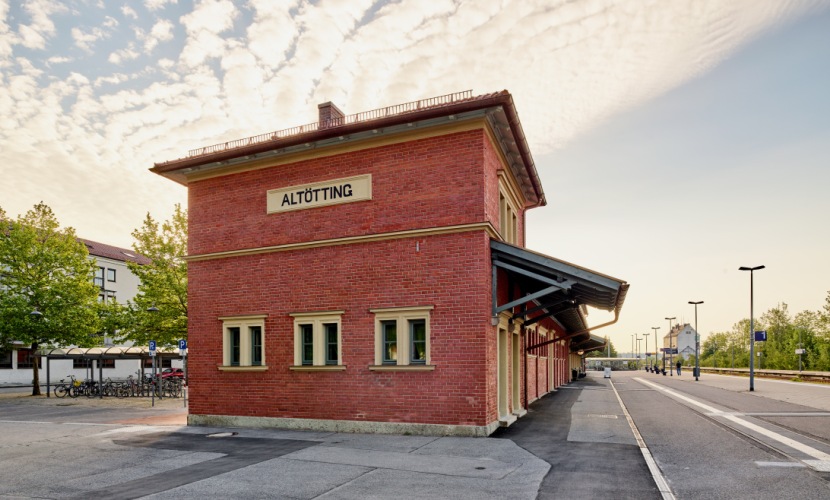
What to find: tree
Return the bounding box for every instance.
[0,203,100,395]
[121,204,187,346]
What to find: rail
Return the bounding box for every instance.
[696,366,830,383]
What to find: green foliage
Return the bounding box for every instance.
[120,204,187,347]
[0,203,101,394]
[698,293,830,371]
[585,337,617,357]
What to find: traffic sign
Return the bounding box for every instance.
[179,339,187,350]
[795,348,806,354]
[754,330,767,342]
[149,340,156,351]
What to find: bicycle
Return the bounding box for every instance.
[53,375,81,398]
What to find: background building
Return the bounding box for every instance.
[0,239,157,384]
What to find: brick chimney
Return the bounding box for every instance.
[318,101,345,129]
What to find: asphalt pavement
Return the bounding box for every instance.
[2,372,829,498]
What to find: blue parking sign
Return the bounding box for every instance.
[179,339,187,350]
[149,340,157,351]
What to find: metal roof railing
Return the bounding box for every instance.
[187,90,474,159]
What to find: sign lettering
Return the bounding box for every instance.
[267,174,372,213]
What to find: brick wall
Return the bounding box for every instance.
[188,129,491,256]
[188,229,495,425]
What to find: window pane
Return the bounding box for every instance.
[107,268,116,282]
[301,324,314,365]
[250,326,262,366]
[228,327,241,366]
[382,320,397,364]
[324,323,338,365]
[410,319,426,364]
[93,267,104,288]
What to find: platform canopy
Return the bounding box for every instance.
[36,346,182,360]
[491,240,629,351]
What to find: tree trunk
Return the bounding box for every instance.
[31,342,41,396]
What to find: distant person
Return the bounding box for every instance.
[676,360,682,376]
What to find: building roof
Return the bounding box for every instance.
[80,238,151,265]
[151,90,546,207]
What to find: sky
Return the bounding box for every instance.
[1,0,828,352]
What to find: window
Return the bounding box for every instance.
[73,359,92,369]
[17,349,34,369]
[410,319,426,364]
[498,172,522,245]
[381,320,397,364]
[107,268,116,282]
[291,311,343,370]
[0,350,11,369]
[219,315,267,370]
[371,306,434,369]
[143,357,172,368]
[93,267,104,288]
[325,323,339,365]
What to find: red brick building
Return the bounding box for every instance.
[152,90,628,436]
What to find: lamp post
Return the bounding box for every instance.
[652,327,660,373]
[665,317,676,376]
[739,265,764,392]
[643,333,650,369]
[634,334,643,370]
[689,301,703,381]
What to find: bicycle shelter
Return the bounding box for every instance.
[37,346,184,398]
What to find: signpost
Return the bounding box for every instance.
[149,341,157,407]
[179,339,188,408]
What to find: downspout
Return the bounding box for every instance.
[522,328,527,411]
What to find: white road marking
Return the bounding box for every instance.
[609,379,676,500]
[755,461,805,468]
[635,377,830,463]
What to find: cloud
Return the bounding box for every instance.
[0,0,827,251]
[18,0,67,49]
[71,26,110,52]
[145,0,178,11]
[178,0,238,68]
[140,19,175,52]
[121,5,138,20]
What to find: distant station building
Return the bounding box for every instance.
[152,90,629,436]
[664,323,698,360]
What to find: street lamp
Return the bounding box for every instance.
[634,333,643,370]
[739,265,764,392]
[665,317,676,376]
[643,333,650,369]
[689,301,703,381]
[652,327,660,373]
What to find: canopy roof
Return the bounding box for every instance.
[37,346,182,359]
[491,240,628,350]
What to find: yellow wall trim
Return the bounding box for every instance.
[217,365,269,372]
[289,365,347,372]
[368,365,436,372]
[187,222,500,262]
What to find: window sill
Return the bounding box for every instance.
[290,365,346,371]
[369,365,435,372]
[217,365,269,372]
